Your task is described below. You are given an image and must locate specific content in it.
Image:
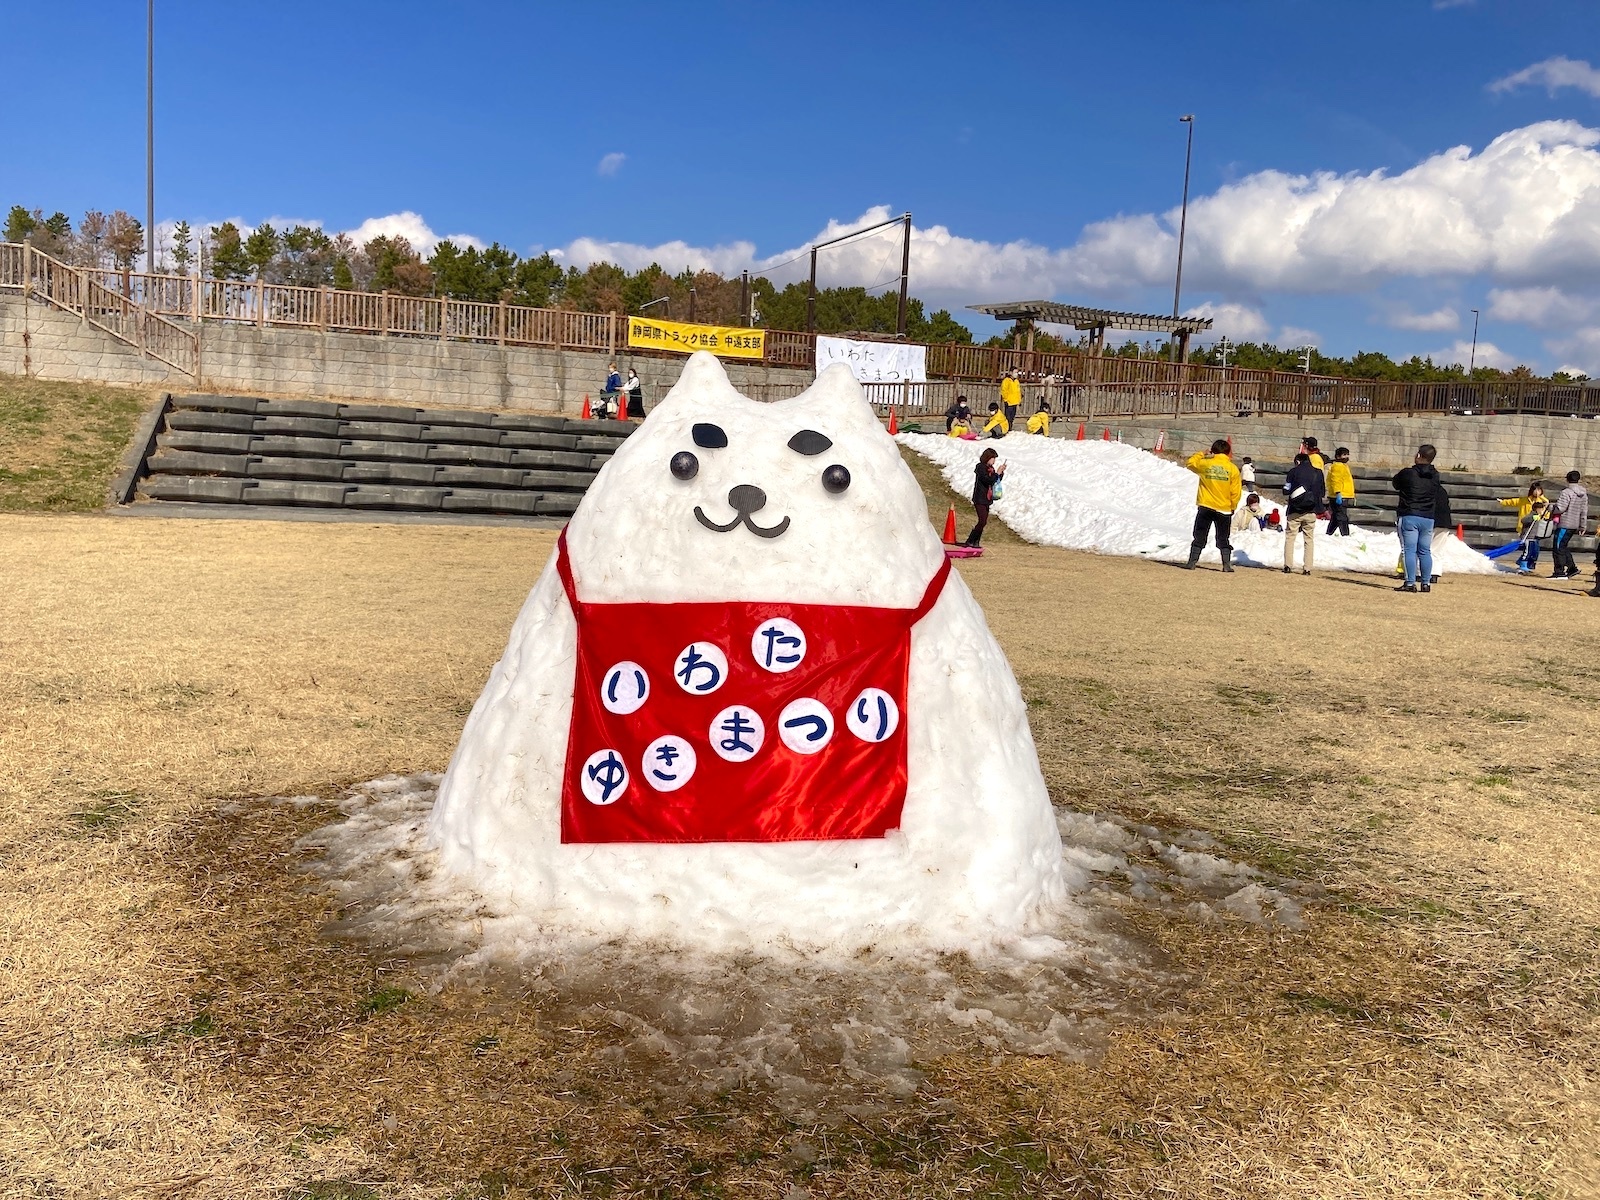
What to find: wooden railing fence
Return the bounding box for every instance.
[2,243,200,377]
[4,242,1596,417]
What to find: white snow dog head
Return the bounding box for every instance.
[565,352,943,607]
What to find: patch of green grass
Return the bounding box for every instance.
[469,1034,500,1056]
[358,985,411,1017]
[69,791,141,834]
[0,376,152,511]
[1474,774,1513,789]
[283,1182,379,1200]
[126,1011,216,1047]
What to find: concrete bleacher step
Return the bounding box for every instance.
[133,393,632,518]
[1251,461,1596,553]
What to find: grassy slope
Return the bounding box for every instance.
[0,375,153,511]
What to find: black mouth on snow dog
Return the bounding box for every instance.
[694,484,792,539]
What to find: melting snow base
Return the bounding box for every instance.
[278,775,1311,1111]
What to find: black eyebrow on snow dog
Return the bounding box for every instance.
[692,423,728,448]
[787,429,833,455]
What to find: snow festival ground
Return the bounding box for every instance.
[4,500,1598,1199]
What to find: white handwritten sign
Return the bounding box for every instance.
[815,337,928,386]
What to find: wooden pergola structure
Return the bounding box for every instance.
[968,300,1214,362]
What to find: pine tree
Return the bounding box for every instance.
[4,205,36,243]
[332,256,355,290]
[78,210,110,267]
[170,220,194,276]
[244,223,279,279]
[209,222,251,280]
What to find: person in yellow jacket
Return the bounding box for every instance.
[999,371,1022,429]
[1025,401,1051,436]
[1184,439,1243,571]
[1325,446,1355,536]
[983,402,1010,438]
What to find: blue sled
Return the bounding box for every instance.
[1483,540,1525,561]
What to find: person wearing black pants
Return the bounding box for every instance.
[1183,438,1243,571]
[964,448,1005,547]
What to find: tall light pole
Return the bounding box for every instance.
[1170,114,1195,362]
[146,0,155,273]
[1468,308,1480,374]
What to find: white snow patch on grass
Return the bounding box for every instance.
[901,433,1500,575]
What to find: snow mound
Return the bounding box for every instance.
[901,433,1500,575]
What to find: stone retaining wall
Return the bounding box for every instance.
[0,293,811,414]
[1114,413,1600,475]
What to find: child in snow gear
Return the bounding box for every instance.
[964,449,1005,547]
[1232,493,1266,535]
[1240,456,1255,490]
[983,403,1009,439]
[1026,401,1051,436]
[1184,439,1242,571]
[1325,447,1355,536]
[1501,482,1551,574]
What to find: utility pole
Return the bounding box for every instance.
[1215,336,1232,369]
[806,246,817,334]
[896,211,912,339]
[741,270,750,327]
[1170,114,1195,362]
[1298,346,1313,374]
[1469,308,1480,374]
[146,0,155,273]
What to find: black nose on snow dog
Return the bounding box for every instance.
[728,484,767,514]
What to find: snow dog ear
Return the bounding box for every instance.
[789,362,880,433]
[652,350,745,419]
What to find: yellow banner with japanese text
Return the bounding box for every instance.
[627,315,765,359]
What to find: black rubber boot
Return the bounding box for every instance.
[1184,547,1201,570]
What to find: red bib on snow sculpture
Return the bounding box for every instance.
[556,531,951,843]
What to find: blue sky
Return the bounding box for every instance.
[9,0,1600,372]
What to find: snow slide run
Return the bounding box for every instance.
[902,433,1499,575]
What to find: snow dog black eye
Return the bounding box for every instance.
[787,429,833,456]
[692,423,728,449]
[821,464,851,494]
[670,451,699,480]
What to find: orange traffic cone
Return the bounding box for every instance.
[887,407,899,435]
[942,505,958,545]
[580,394,592,420]
[1456,523,1465,540]
[1075,423,1085,440]
[1227,436,1233,454]
[1101,427,1111,441]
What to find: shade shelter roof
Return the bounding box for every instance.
[967,301,1212,336]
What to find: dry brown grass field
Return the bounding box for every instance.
[3,488,1598,1198]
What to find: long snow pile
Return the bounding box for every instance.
[902,433,1499,575]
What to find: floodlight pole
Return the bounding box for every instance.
[146,0,155,273]
[896,211,912,339]
[1170,114,1194,362]
[1469,308,1480,374]
[804,211,910,335]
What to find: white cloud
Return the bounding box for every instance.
[344,211,482,254]
[1486,285,1598,327]
[1423,338,1515,369]
[597,152,626,177]
[1184,300,1271,341]
[1387,305,1459,332]
[1489,56,1600,99]
[561,121,1600,317]
[1279,325,1321,348]
[1544,329,1600,375]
